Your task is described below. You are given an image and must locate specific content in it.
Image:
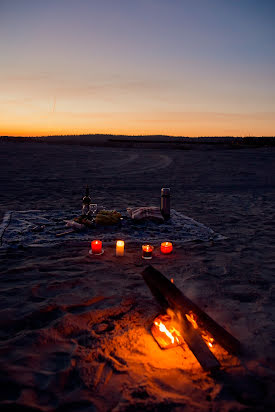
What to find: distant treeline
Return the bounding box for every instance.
[1,134,275,147]
[241,136,275,146]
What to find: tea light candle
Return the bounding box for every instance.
[116,240,124,256]
[91,240,102,254]
[161,241,173,254]
[142,244,153,259]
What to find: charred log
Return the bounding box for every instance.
[142,265,241,355]
[179,313,220,371]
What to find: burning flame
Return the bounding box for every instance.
[186,311,215,348]
[152,310,215,352]
[186,312,198,330]
[154,321,175,344]
[154,320,182,345]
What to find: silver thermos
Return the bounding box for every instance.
[161,188,170,220]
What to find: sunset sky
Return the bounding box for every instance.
[0,0,274,137]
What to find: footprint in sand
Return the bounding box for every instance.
[94,352,128,388]
[92,321,114,335]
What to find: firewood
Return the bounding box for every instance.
[179,314,220,371]
[151,313,220,371]
[142,265,240,355]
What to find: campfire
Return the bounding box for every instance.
[152,311,214,351]
[143,265,241,372]
[151,313,184,349]
[185,311,215,349]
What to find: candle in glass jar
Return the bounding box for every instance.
[142,244,153,259]
[161,241,173,254]
[91,240,102,254]
[116,240,124,256]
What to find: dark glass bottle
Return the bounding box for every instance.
[82,186,91,215]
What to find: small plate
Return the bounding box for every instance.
[88,249,104,256]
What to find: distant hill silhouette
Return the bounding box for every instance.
[1,134,274,147]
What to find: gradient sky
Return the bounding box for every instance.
[0,0,274,137]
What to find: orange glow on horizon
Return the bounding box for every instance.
[1,2,274,139]
[0,111,274,138]
[1,125,274,138]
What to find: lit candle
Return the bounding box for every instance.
[161,241,173,254]
[116,240,124,256]
[142,244,153,259]
[91,240,102,254]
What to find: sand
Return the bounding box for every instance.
[0,139,275,411]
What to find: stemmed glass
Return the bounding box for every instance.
[89,204,98,221]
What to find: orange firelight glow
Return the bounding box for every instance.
[154,321,176,344]
[186,311,215,348]
[152,314,184,349]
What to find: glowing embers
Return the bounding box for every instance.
[185,311,215,349]
[151,314,184,349]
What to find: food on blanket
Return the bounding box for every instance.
[73,215,93,227]
[95,210,122,226]
[73,210,121,227]
[81,217,93,227]
[127,206,164,223]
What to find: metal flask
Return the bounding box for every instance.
[161,188,171,220]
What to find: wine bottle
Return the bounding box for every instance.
[82,186,91,216]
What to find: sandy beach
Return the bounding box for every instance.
[0,139,275,411]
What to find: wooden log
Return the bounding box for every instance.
[152,313,220,371]
[179,314,220,371]
[142,265,241,354]
[151,314,220,371]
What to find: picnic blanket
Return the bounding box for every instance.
[0,209,226,248]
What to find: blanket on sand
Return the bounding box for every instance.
[0,209,226,248]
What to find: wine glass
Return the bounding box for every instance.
[89,204,98,220]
